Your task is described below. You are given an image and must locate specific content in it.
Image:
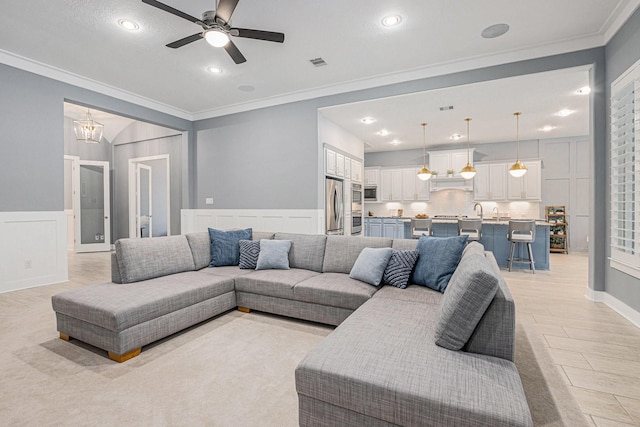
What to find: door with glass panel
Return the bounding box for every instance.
[136,164,153,238]
[74,160,111,252]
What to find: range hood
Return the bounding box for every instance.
[429,176,474,192]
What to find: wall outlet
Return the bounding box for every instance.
[205,198,214,205]
[24,260,32,269]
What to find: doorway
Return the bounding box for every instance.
[74,160,111,252]
[128,155,171,238]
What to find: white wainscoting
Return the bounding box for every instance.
[0,211,69,293]
[181,209,324,235]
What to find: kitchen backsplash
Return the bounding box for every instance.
[365,190,542,219]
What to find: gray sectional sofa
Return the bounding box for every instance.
[51,231,532,426]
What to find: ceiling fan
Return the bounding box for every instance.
[141,0,285,64]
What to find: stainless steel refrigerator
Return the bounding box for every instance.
[326,177,344,235]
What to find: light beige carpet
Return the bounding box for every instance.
[0,281,585,426]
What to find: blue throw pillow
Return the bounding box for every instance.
[383,250,419,289]
[256,239,292,270]
[239,240,260,269]
[412,235,468,292]
[349,247,394,287]
[208,228,252,267]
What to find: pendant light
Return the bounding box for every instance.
[417,122,432,181]
[509,112,528,177]
[460,117,477,179]
[73,109,104,144]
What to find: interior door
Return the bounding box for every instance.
[136,164,153,238]
[74,160,111,252]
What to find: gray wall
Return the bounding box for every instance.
[0,63,193,214]
[605,7,640,311]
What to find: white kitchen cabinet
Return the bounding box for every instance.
[474,163,507,200]
[402,168,430,201]
[336,153,345,177]
[364,167,379,185]
[352,160,362,182]
[344,157,352,179]
[428,149,474,176]
[507,160,541,200]
[325,148,336,176]
[380,169,403,201]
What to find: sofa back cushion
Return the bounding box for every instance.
[115,235,196,284]
[434,253,499,351]
[323,236,393,273]
[185,232,211,270]
[274,232,327,272]
[391,239,418,250]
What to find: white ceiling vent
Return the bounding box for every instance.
[439,105,454,111]
[309,57,327,67]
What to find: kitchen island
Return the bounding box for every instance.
[364,217,550,270]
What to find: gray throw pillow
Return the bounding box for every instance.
[434,253,499,351]
[256,239,292,270]
[239,240,260,269]
[349,247,394,287]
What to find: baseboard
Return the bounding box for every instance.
[585,288,640,328]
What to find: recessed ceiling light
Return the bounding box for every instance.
[381,15,402,27]
[449,134,463,140]
[390,139,402,145]
[206,66,223,74]
[481,23,509,39]
[377,129,390,136]
[361,117,376,124]
[118,19,140,31]
[556,109,574,117]
[539,125,556,132]
[576,86,591,95]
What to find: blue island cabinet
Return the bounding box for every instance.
[479,223,550,270]
[431,222,459,237]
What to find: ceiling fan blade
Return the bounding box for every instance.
[141,0,205,26]
[215,0,239,23]
[224,40,247,64]
[232,28,285,43]
[166,33,203,48]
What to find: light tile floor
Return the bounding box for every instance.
[66,250,640,426]
[504,252,640,426]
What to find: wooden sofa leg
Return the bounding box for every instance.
[59,333,70,341]
[108,348,141,363]
[238,306,251,313]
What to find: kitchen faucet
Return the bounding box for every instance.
[493,206,500,219]
[473,203,483,220]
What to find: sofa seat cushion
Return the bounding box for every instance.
[293,273,378,310]
[296,297,532,427]
[234,268,320,300]
[51,272,234,332]
[198,266,255,278]
[372,284,443,306]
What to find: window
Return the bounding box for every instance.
[610,59,640,277]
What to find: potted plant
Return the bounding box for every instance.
[447,169,455,177]
[431,170,439,177]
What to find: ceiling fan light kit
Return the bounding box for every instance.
[141,0,285,64]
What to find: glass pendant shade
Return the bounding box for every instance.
[204,29,230,47]
[509,112,527,177]
[460,117,476,179]
[73,109,104,144]
[417,122,432,181]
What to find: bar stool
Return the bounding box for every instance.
[411,218,432,239]
[507,220,536,273]
[458,219,483,242]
